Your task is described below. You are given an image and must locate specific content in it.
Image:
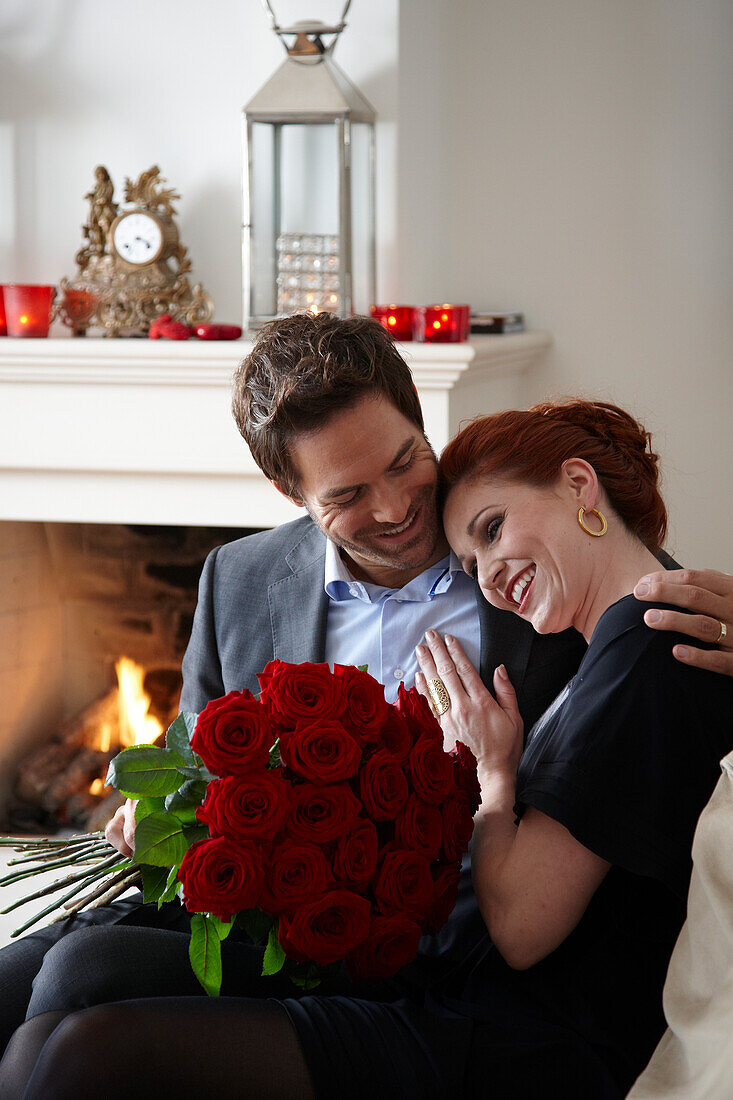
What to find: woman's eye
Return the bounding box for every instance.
[486,516,503,543]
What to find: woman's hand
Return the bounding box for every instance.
[635,569,733,676]
[414,631,523,771]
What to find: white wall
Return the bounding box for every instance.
[399,0,733,569]
[0,0,399,316]
[1,0,730,567]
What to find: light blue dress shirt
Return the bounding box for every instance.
[323,539,481,703]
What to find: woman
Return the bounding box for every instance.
[1,400,730,1099]
[413,399,733,1096]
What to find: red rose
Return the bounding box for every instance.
[395,796,443,860]
[373,848,434,919]
[287,783,362,844]
[279,720,361,784]
[260,842,332,915]
[333,665,390,746]
[377,708,412,763]
[190,690,273,777]
[347,914,423,981]
[423,863,461,934]
[450,741,482,814]
[178,835,265,922]
[395,683,443,744]
[359,749,409,821]
[441,790,475,861]
[257,660,346,732]
[279,889,371,966]
[196,772,291,842]
[409,736,454,805]
[332,818,379,888]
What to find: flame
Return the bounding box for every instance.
[89,777,106,796]
[115,657,164,747]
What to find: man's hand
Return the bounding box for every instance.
[105,798,139,858]
[634,569,733,677]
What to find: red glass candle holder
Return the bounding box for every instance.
[59,286,99,336]
[3,284,56,337]
[414,303,470,343]
[370,304,416,341]
[0,287,6,336]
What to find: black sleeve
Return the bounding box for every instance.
[516,624,732,900]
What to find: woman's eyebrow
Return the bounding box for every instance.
[466,504,499,536]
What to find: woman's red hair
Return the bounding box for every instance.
[439,399,667,552]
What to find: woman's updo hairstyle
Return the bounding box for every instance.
[439,399,667,553]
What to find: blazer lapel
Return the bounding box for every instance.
[268,524,329,664]
[477,589,534,698]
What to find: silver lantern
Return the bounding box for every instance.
[242,1,376,329]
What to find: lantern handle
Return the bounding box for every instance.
[260,0,353,41]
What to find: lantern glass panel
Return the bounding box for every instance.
[350,121,375,316]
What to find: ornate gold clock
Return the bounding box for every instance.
[59,165,214,337]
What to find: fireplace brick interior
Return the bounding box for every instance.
[0,520,260,829]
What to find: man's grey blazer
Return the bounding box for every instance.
[180,515,586,735]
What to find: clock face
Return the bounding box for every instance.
[112,212,164,266]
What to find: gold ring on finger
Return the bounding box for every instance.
[427,677,451,716]
[716,620,728,645]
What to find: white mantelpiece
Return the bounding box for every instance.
[0,333,550,527]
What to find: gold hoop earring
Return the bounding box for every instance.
[577,507,607,537]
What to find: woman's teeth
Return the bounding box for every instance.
[511,566,536,605]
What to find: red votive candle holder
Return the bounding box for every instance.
[370,304,416,341]
[0,287,6,336]
[414,303,470,343]
[3,284,56,338]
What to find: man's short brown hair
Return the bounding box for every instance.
[232,312,425,497]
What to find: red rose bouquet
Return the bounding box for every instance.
[1,662,480,997]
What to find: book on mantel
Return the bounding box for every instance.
[470,311,525,334]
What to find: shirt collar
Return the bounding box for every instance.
[324,539,467,604]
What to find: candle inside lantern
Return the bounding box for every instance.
[3,284,55,338]
[370,305,415,341]
[414,303,470,343]
[0,287,6,336]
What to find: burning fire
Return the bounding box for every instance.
[87,657,164,797]
[115,657,164,748]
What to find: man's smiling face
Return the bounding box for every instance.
[286,393,448,587]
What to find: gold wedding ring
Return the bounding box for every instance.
[716,620,728,645]
[427,677,451,717]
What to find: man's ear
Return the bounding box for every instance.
[270,480,304,508]
[559,458,600,509]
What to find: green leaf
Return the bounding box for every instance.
[135,796,167,821]
[140,864,169,904]
[357,664,368,673]
[290,965,322,991]
[237,907,275,944]
[209,915,234,942]
[164,779,207,817]
[133,812,203,867]
[268,738,281,770]
[262,922,286,977]
[175,765,210,781]
[158,864,183,908]
[106,746,190,797]
[165,712,198,764]
[189,913,222,997]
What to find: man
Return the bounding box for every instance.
[1,313,731,1060]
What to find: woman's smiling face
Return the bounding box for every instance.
[443,467,601,635]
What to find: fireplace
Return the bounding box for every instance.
[0,333,547,830]
[0,520,257,831]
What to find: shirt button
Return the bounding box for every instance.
[349,587,357,597]
[394,669,404,679]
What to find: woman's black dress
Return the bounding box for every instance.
[285,596,733,1097]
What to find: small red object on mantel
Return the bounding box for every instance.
[3,284,55,337]
[148,315,191,340]
[414,304,470,343]
[192,323,243,340]
[0,287,6,336]
[369,305,415,341]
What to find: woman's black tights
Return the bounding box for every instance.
[0,997,316,1099]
